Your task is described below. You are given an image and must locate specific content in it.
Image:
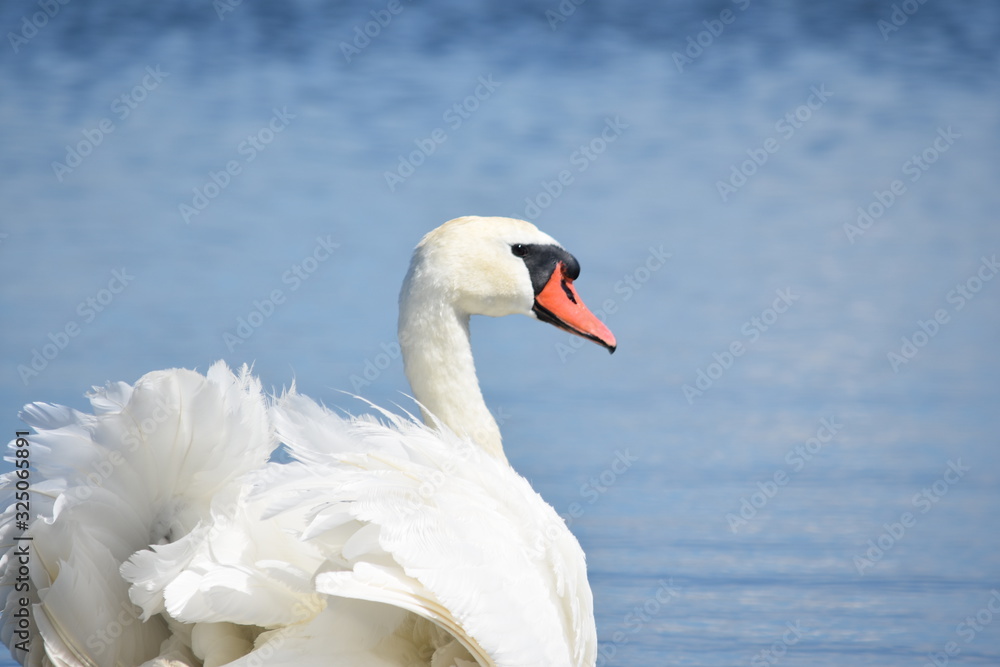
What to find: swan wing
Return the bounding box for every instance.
[3,364,596,666]
[265,391,597,666]
[140,389,596,665]
[0,362,273,665]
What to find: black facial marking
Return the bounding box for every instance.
[511,243,581,296]
[561,278,577,304]
[514,243,615,353]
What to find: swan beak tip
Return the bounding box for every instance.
[533,263,617,353]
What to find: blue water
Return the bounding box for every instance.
[2,1,999,664]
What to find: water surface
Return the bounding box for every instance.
[1,1,999,664]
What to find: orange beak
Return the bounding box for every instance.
[533,261,617,353]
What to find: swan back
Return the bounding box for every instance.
[264,390,598,666]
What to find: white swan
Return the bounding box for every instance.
[0,216,616,667]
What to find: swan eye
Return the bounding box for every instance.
[511,244,529,258]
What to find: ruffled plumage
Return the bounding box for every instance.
[0,363,272,667]
[0,366,596,666]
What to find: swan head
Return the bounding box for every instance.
[402,216,616,352]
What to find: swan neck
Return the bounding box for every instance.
[399,294,505,461]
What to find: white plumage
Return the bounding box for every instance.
[1,364,272,667]
[0,216,615,666]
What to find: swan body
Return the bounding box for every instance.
[0,216,615,666]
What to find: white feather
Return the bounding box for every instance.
[1,217,602,667]
[1,362,273,666]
